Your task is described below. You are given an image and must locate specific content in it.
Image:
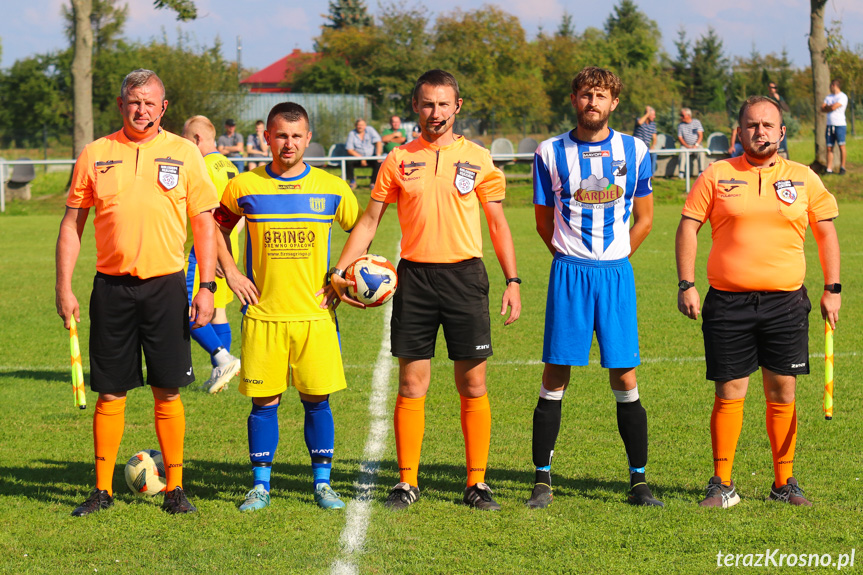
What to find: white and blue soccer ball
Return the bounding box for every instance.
[124,449,167,496]
[346,254,398,308]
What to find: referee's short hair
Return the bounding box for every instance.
[413,69,460,103]
[738,95,783,126]
[121,69,165,101]
[571,67,622,100]
[267,102,310,130]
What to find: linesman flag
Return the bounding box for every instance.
[70,318,87,410]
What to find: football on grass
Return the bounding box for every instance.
[345,254,398,307]
[124,449,167,496]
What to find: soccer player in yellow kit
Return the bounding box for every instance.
[214,102,361,511]
[182,115,244,393]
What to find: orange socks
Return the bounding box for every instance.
[394,395,425,486]
[766,401,797,487]
[461,394,491,487]
[93,397,127,496]
[710,395,745,485]
[154,397,186,491]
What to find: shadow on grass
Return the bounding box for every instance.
[0,459,314,507]
[334,457,702,505]
[0,457,703,509]
[1,370,69,383]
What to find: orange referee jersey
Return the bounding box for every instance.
[682,156,838,292]
[67,129,219,279]
[372,136,505,263]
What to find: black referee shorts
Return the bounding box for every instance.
[89,271,195,393]
[701,286,811,382]
[391,258,492,361]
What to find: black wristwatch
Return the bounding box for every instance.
[327,267,346,284]
[678,280,695,291]
[199,281,217,294]
[506,277,522,286]
[824,283,842,294]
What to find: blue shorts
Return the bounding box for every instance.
[826,125,846,147]
[542,254,640,368]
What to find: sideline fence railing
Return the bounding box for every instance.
[1,154,538,213]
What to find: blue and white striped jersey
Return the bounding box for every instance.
[533,129,652,260]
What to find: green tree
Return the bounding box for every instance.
[603,0,660,70]
[432,6,549,133]
[297,3,430,117]
[674,27,728,114]
[62,0,128,53]
[0,53,71,147]
[69,0,199,157]
[323,0,372,29]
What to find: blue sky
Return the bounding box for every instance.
[2,0,861,72]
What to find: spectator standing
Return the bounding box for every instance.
[632,106,658,174]
[345,118,383,189]
[246,120,270,170]
[381,115,407,154]
[677,108,706,177]
[218,118,245,173]
[821,79,849,175]
[182,115,243,394]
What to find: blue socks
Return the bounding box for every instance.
[247,399,335,492]
[248,402,279,492]
[212,322,232,353]
[302,399,335,488]
[190,323,223,365]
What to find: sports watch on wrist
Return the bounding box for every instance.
[506,277,522,286]
[678,280,695,291]
[199,281,217,293]
[824,283,842,294]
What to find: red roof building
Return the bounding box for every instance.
[240,49,320,93]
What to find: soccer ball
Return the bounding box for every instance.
[345,254,398,307]
[124,449,167,496]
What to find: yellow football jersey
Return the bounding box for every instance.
[216,163,361,321]
[205,152,241,259]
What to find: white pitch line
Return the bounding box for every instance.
[331,249,398,575]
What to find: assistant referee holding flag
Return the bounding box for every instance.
[56,69,219,516]
[676,95,840,507]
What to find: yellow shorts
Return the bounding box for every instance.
[239,316,347,398]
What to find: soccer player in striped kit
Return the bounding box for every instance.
[527,67,661,508]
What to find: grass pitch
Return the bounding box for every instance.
[1,164,862,574]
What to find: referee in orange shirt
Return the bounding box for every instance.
[676,95,841,507]
[55,69,219,516]
[329,69,521,511]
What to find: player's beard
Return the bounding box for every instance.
[741,138,777,160]
[577,106,610,132]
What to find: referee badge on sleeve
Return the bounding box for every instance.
[454,166,478,195]
[773,180,797,204]
[158,164,180,190]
